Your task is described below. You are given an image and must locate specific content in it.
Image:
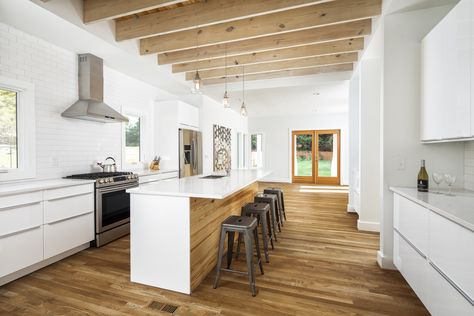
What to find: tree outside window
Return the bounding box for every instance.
[125,116,140,165]
[0,88,18,169]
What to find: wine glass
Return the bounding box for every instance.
[444,174,456,196]
[432,172,444,194]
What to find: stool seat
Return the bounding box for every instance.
[255,193,281,234]
[245,203,270,212]
[223,215,257,230]
[263,188,286,224]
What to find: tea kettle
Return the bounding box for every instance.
[97,156,117,173]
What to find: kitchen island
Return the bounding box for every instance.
[127,169,271,294]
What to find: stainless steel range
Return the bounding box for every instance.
[65,171,138,247]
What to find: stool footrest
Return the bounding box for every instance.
[220,268,249,276]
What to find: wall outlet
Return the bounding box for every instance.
[396,157,406,171]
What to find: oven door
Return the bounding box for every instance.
[96,182,138,233]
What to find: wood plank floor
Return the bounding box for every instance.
[0,182,428,316]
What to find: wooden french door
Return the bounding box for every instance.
[292,129,341,185]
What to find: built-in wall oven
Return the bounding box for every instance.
[65,171,138,247]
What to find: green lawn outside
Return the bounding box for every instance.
[297,158,332,177]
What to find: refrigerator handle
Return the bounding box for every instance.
[192,137,197,171]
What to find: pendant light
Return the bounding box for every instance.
[240,65,248,117]
[192,25,202,93]
[223,44,230,108]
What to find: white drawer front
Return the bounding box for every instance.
[139,174,161,184]
[0,191,42,210]
[0,226,43,278]
[427,263,473,316]
[44,184,94,201]
[44,193,94,224]
[161,171,178,180]
[393,194,429,255]
[44,212,94,259]
[429,211,474,300]
[394,231,430,305]
[0,202,43,237]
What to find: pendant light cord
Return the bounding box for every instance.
[224,44,227,91]
[242,65,245,103]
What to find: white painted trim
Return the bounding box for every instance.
[0,76,36,182]
[121,108,148,170]
[347,204,357,213]
[377,250,396,270]
[357,219,380,232]
[0,243,89,286]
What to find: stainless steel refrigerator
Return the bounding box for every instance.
[179,128,203,178]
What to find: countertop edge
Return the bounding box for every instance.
[0,179,96,197]
[390,187,474,232]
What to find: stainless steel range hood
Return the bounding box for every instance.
[62,54,128,123]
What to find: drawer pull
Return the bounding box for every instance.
[0,225,42,238]
[46,211,93,225]
[0,201,42,211]
[394,228,427,259]
[46,192,92,202]
[429,261,474,306]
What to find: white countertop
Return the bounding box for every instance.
[390,187,474,231]
[0,178,96,197]
[131,169,178,177]
[127,169,272,199]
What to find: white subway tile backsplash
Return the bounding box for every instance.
[465,141,474,191]
[0,23,162,180]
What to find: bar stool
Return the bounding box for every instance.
[264,188,287,223]
[213,215,264,296]
[255,193,281,234]
[236,203,273,263]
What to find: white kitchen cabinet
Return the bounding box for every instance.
[178,101,199,129]
[421,0,472,141]
[139,171,179,184]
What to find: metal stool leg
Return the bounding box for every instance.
[244,230,256,297]
[260,212,270,262]
[226,231,235,269]
[254,227,264,275]
[214,228,227,289]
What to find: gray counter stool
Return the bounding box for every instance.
[254,193,281,234]
[213,215,264,297]
[263,188,287,224]
[236,203,273,263]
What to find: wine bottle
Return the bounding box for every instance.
[417,159,429,192]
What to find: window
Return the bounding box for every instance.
[0,76,35,181]
[124,115,141,165]
[0,88,18,169]
[250,133,263,168]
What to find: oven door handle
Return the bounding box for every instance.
[97,183,138,194]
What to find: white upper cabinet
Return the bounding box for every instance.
[421,0,473,141]
[177,101,200,129]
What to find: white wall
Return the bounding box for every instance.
[348,70,360,212]
[200,95,248,174]
[378,5,465,268]
[466,141,474,190]
[0,23,161,179]
[248,113,349,184]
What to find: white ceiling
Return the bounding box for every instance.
[205,80,349,118]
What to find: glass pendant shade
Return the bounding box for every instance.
[240,102,248,116]
[193,70,202,91]
[223,91,230,108]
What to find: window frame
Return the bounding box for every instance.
[249,132,264,169]
[122,110,146,170]
[0,76,36,182]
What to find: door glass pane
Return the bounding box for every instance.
[294,134,312,176]
[0,88,18,169]
[318,133,338,177]
[102,189,130,228]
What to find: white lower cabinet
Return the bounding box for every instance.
[393,194,474,315]
[44,211,94,259]
[0,226,43,277]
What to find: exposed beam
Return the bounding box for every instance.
[116,0,329,41]
[141,0,381,53]
[173,38,363,73]
[157,19,371,64]
[83,0,187,24]
[202,63,354,85]
[185,52,358,80]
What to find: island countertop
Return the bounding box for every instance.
[127,169,271,199]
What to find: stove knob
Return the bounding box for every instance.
[109,177,114,183]
[127,175,132,180]
[134,174,138,179]
[98,179,105,184]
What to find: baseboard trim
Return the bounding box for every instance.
[0,243,90,286]
[377,250,396,270]
[260,178,291,183]
[347,204,358,213]
[357,219,380,232]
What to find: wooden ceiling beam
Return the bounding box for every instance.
[172,38,364,73]
[185,52,358,80]
[157,19,371,64]
[202,63,354,85]
[115,0,329,41]
[83,0,188,24]
[141,0,381,53]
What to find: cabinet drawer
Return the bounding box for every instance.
[0,191,42,210]
[427,262,473,315]
[44,184,93,201]
[394,231,430,305]
[44,212,94,259]
[0,226,43,278]
[0,201,43,237]
[139,174,161,184]
[161,171,178,180]
[429,211,474,299]
[44,192,94,224]
[393,194,429,255]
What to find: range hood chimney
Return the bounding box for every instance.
[62,54,129,123]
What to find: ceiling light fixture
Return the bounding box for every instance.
[240,65,247,117]
[223,43,230,108]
